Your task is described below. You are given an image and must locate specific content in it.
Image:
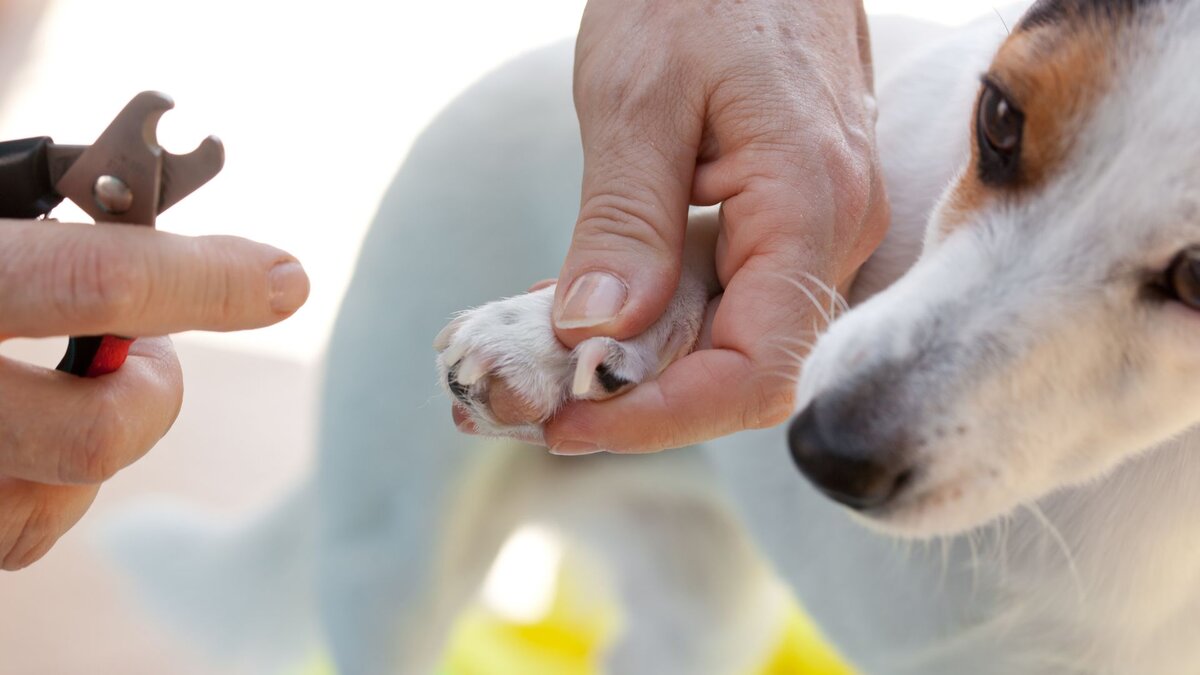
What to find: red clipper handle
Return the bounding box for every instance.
[57,335,134,377]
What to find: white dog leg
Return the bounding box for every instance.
[597,486,785,675]
[316,41,587,675]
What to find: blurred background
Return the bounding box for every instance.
[0,0,1010,672]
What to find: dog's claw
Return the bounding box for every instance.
[434,316,467,351]
[572,340,609,396]
[442,340,468,368]
[458,354,488,386]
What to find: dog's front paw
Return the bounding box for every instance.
[435,285,703,442]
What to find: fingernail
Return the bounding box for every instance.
[554,272,627,329]
[269,261,310,315]
[549,441,604,456]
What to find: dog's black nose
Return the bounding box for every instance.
[788,401,911,511]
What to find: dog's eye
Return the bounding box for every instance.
[1166,247,1200,310]
[976,80,1025,185]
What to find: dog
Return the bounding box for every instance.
[435,0,1200,671]
[108,1,1200,673]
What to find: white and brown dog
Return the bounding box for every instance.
[434,0,1200,672]
[109,1,1200,674]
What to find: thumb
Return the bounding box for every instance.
[553,123,697,347]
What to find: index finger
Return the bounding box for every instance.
[0,220,309,338]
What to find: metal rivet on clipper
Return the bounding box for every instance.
[93,175,133,215]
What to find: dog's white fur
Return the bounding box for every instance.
[106,2,1200,674]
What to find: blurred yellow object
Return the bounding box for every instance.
[757,602,857,675]
[442,556,856,675]
[443,544,617,675]
[295,559,855,675]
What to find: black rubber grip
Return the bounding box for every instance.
[0,137,64,218]
[57,336,102,377]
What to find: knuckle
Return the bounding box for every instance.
[812,126,884,233]
[50,241,148,327]
[576,194,676,257]
[575,4,705,117]
[574,58,631,112]
[575,48,694,144]
[202,258,237,325]
[58,393,127,484]
[575,45,659,112]
[820,137,888,271]
[833,155,876,224]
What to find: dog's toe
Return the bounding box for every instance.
[487,379,547,426]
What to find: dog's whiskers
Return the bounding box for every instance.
[900,537,915,564]
[775,346,809,365]
[938,535,951,591]
[993,7,1011,35]
[798,270,850,316]
[990,513,1013,587]
[749,339,817,395]
[772,329,820,338]
[766,337,821,360]
[766,271,840,327]
[765,336,819,353]
[966,528,982,598]
[755,371,803,387]
[1023,503,1086,605]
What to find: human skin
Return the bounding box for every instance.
[474,0,889,453]
[0,220,309,569]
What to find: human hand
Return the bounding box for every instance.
[540,0,889,452]
[0,219,308,569]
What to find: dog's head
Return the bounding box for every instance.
[791,0,1200,537]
